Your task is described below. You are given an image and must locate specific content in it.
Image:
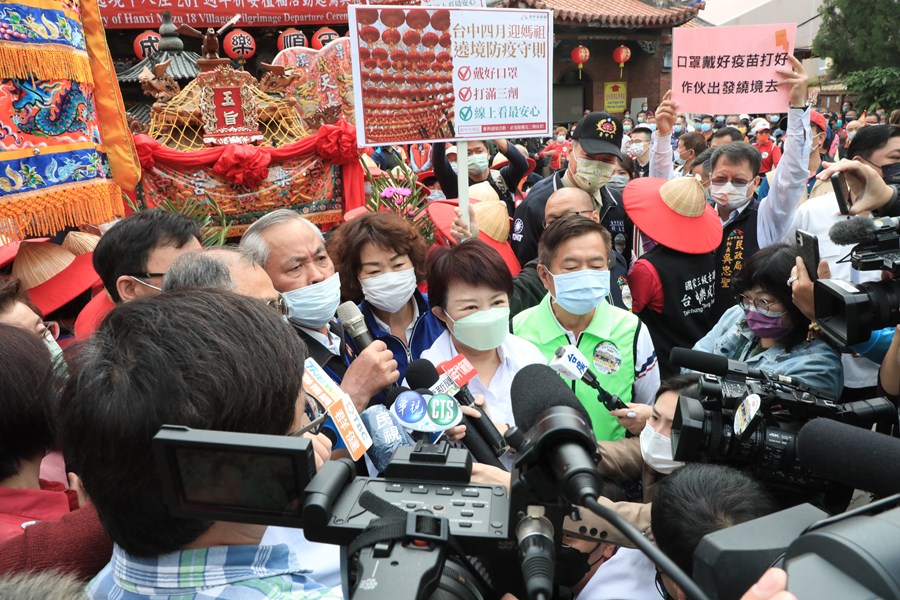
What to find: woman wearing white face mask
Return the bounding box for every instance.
[328,212,444,385]
[421,240,546,451]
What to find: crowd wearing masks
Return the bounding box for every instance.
[1,38,899,600]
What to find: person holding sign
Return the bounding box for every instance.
[652,55,814,321]
[432,139,528,217]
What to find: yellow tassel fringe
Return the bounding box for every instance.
[0,179,122,239]
[0,43,94,84]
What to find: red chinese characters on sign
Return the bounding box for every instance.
[197,70,264,146]
[98,0,352,30]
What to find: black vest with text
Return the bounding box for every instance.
[711,199,760,322]
[639,245,718,378]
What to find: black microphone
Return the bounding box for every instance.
[516,509,555,600]
[436,356,509,458]
[796,418,900,497]
[337,301,376,350]
[511,364,601,506]
[827,215,900,246]
[405,359,506,470]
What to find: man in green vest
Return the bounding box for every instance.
[512,216,659,441]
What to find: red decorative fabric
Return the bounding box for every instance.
[212,145,272,188]
[132,120,365,212]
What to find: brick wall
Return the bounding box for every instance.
[553,37,671,116]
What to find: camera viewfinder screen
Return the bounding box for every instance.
[174,447,301,514]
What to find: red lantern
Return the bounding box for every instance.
[312,26,339,50]
[277,28,307,51]
[612,44,631,77]
[223,29,256,60]
[133,30,160,60]
[570,45,590,80]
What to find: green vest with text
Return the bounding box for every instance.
[513,296,639,441]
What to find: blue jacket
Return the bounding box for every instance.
[690,305,843,397]
[350,290,445,385]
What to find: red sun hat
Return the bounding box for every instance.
[623,177,722,255]
[426,199,521,276]
[22,251,101,315]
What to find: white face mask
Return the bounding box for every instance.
[283,272,341,328]
[450,162,459,174]
[557,135,566,143]
[709,180,753,210]
[360,267,418,314]
[630,142,647,157]
[640,422,684,474]
[573,157,615,193]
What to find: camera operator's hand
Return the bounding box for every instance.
[609,403,652,435]
[817,159,896,215]
[740,568,796,600]
[341,341,400,412]
[303,432,332,470]
[789,257,831,322]
[471,463,512,489]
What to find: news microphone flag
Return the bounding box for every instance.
[302,357,372,461]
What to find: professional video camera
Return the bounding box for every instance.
[815,215,900,345]
[689,418,900,600]
[669,348,897,509]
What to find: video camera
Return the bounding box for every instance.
[669,348,897,509]
[815,215,900,345]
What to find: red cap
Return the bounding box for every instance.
[810,110,827,134]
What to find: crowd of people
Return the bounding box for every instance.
[0,46,899,599]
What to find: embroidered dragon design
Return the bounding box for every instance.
[8,79,93,137]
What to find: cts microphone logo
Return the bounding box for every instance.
[428,393,460,427]
[393,390,428,425]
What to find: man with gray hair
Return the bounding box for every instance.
[162,247,284,313]
[240,210,399,416]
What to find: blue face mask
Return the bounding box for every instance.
[836,120,843,128]
[673,124,683,134]
[700,123,711,132]
[623,124,632,133]
[284,272,341,328]
[768,115,780,123]
[549,269,611,315]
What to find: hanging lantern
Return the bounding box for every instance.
[133,30,160,60]
[277,28,307,51]
[311,26,339,50]
[223,29,256,60]
[612,44,631,77]
[570,45,590,80]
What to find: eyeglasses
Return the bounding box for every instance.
[122,272,166,279]
[267,293,289,318]
[738,294,786,317]
[544,210,595,227]
[710,177,753,187]
[39,320,60,340]
[290,390,326,437]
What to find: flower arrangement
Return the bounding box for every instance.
[362,159,436,245]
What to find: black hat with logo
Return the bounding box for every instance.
[571,112,624,159]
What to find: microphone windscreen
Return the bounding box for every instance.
[405,358,441,390]
[669,347,729,376]
[511,364,592,431]
[828,217,875,246]
[336,301,366,334]
[796,418,900,497]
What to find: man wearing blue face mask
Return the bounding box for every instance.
[512,111,633,268]
[513,216,659,441]
[432,138,527,216]
[240,210,401,422]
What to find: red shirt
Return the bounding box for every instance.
[74,292,116,339]
[754,139,782,175]
[0,480,78,542]
[539,140,570,170]
[628,259,664,314]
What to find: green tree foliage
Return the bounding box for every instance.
[812,0,900,76]
[843,67,900,111]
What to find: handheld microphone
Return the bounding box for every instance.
[551,345,630,411]
[337,301,376,350]
[437,355,509,457]
[360,404,415,474]
[511,364,601,506]
[406,359,506,470]
[796,418,900,497]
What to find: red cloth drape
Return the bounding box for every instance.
[133,120,364,212]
